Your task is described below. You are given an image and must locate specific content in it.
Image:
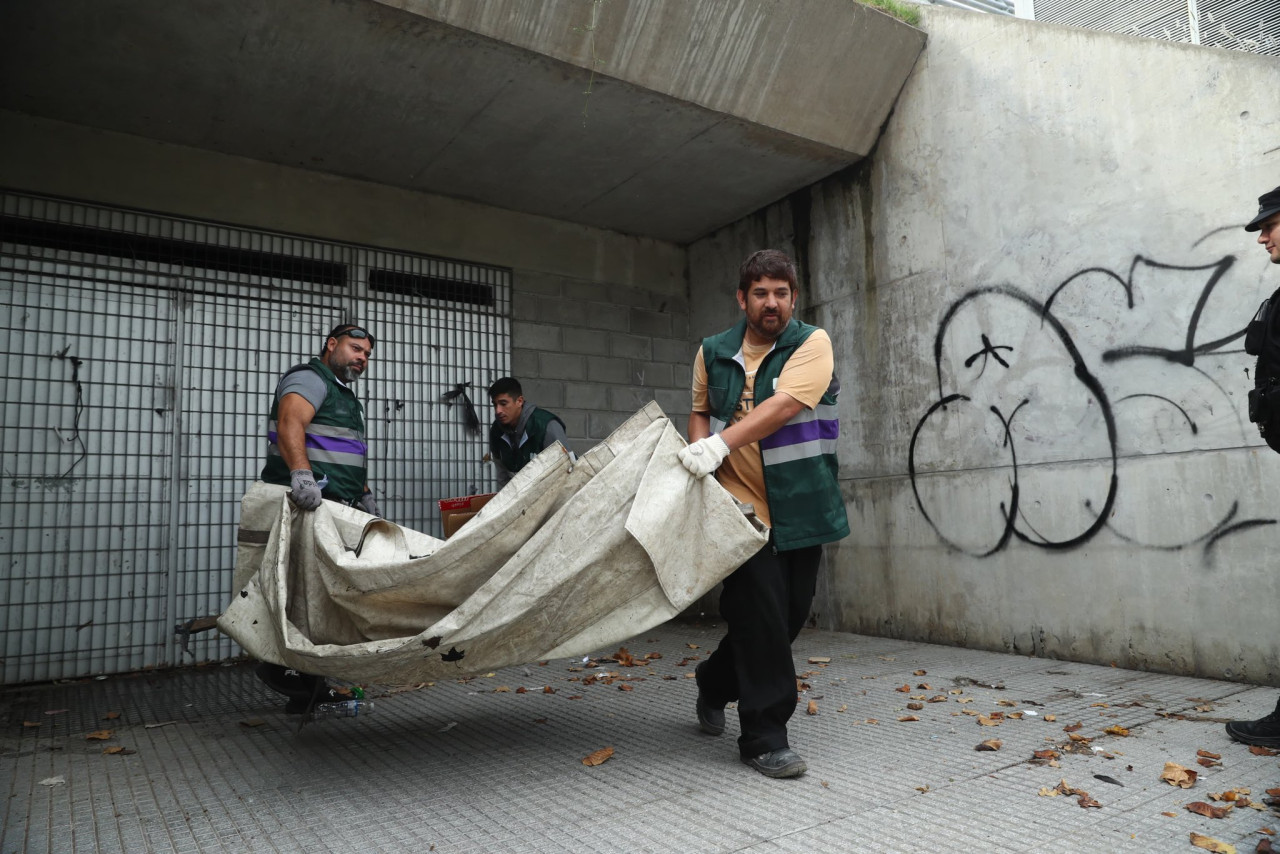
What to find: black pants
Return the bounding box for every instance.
[697,539,822,758]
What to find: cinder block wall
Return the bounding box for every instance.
[510,270,692,454]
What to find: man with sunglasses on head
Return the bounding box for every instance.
[254,322,377,713]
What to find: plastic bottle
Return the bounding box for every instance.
[309,699,375,719]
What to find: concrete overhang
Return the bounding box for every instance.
[0,0,924,244]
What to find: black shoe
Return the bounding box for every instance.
[255,662,317,700]
[284,685,352,716]
[742,748,807,779]
[1225,698,1280,748]
[694,662,725,736]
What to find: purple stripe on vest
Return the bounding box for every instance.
[305,434,367,456]
[760,418,839,450]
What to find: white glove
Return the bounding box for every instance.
[357,490,381,517]
[288,469,323,511]
[678,435,731,479]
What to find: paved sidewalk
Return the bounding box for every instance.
[3,621,1278,854]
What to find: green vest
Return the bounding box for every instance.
[702,317,848,551]
[489,407,565,475]
[261,358,368,503]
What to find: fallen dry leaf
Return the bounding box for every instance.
[1210,788,1250,802]
[975,739,1002,751]
[895,684,910,693]
[103,711,120,720]
[957,697,974,704]
[22,721,40,728]
[838,704,848,713]
[1198,758,1223,768]
[613,648,636,667]
[686,643,699,650]
[1038,787,1061,797]
[960,708,980,717]
[977,715,1000,727]
[1103,725,1130,737]
[239,719,266,728]
[1162,812,1178,818]
[1063,722,1083,733]
[1007,712,1024,720]
[907,702,924,711]
[865,718,879,725]
[898,715,920,722]
[543,686,555,694]
[997,699,1017,707]
[494,686,511,693]
[1186,802,1232,819]
[1188,831,1236,853]
[928,695,948,704]
[102,746,136,756]
[581,746,614,766]
[1067,733,1093,743]
[917,683,931,690]
[684,672,696,679]
[1256,838,1273,854]
[1090,702,1109,708]
[913,669,927,676]
[1033,749,1060,760]
[516,687,528,694]
[1267,789,1280,797]
[1161,762,1198,789]
[618,684,633,692]
[915,784,930,793]
[85,730,113,741]
[1249,746,1280,757]
[1258,827,1275,835]
[809,657,831,664]
[807,700,818,716]
[567,695,583,700]
[1197,749,1222,760]
[1043,713,1057,722]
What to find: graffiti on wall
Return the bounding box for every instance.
[909,237,1276,560]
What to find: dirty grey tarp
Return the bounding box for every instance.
[218,403,768,683]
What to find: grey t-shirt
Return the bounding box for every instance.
[276,368,328,410]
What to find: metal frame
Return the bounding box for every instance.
[0,191,511,684]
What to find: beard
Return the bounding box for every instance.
[332,361,361,383]
[747,310,789,341]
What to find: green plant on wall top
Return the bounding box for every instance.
[857,0,922,27]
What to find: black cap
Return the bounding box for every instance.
[1245,185,1280,232]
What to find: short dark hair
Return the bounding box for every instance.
[738,249,798,293]
[488,377,523,401]
[320,323,375,356]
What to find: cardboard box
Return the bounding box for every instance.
[438,492,496,539]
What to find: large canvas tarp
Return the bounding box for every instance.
[218,403,767,683]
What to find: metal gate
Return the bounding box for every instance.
[0,192,510,684]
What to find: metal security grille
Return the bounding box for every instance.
[1031,0,1280,55]
[0,191,510,684]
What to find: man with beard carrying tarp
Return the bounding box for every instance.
[253,322,378,714]
[680,249,849,779]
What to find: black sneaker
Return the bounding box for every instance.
[694,662,725,736]
[1225,697,1280,748]
[284,685,353,716]
[742,748,807,779]
[254,662,316,700]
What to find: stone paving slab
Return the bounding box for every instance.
[2,622,1278,854]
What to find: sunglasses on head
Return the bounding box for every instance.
[328,326,375,348]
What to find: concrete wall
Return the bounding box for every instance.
[690,10,1280,684]
[0,110,691,453]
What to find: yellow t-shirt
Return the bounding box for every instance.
[691,328,834,528]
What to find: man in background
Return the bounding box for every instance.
[1225,184,1280,749]
[488,377,569,486]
